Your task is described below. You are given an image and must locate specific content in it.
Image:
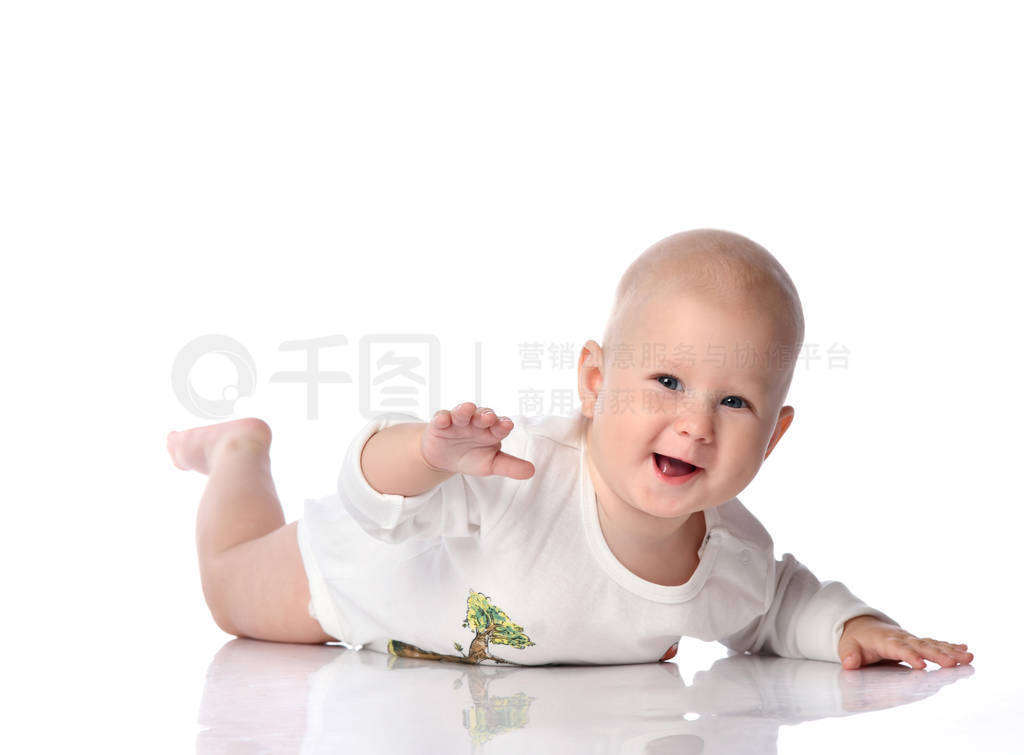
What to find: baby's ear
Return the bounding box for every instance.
[578,340,605,418]
[763,405,795,460]
[578,339,603,368]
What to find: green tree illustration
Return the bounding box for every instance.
[387,589,536,665]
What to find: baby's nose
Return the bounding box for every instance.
[672,397,713,439]
[674,413,711,441]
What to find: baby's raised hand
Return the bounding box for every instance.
[838,615,974,670]
[420,402,535,480]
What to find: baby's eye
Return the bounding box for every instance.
[656,375,683,391]
[721,395,748,410]
[656,376,750,410]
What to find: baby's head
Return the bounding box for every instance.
[578,229,804,522]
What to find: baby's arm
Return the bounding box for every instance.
[720,551,899,663]
[360,418,457,497]
[720,549,974,669]
[339,402,534,543]
[838,614,973,669]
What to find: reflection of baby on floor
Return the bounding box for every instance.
[197,638,973,755]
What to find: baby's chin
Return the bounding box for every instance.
[629,493,706,521]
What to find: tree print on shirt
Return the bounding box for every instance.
[387,589,536,665]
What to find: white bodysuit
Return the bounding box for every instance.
[296,410,897,666]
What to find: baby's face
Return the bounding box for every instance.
[580,291,796,523]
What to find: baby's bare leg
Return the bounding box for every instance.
[167,419,333,643]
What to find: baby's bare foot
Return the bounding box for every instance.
[166,418,272,475]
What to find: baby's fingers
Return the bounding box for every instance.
[890,638,969,669]
[471,406,516,438]
[487,414,515,439]
[912,638,974,667]
[471,407,500,429]
[450,402,477,426]
[905,645,930,669]
[431,403,485,430]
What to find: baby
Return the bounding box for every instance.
[167,229,973,669]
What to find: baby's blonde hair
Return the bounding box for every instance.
[601,229,805,370]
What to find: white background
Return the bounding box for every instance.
[3,1,1021,752]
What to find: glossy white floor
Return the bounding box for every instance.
[192,635,997,754]
[19,616,1016,754]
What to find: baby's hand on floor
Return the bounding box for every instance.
[838,615,974,670]
[420,402,535,480]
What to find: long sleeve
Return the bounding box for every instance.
[719,551,899,664]
[335,411,531,544]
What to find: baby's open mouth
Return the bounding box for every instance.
[653,452,699,478]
